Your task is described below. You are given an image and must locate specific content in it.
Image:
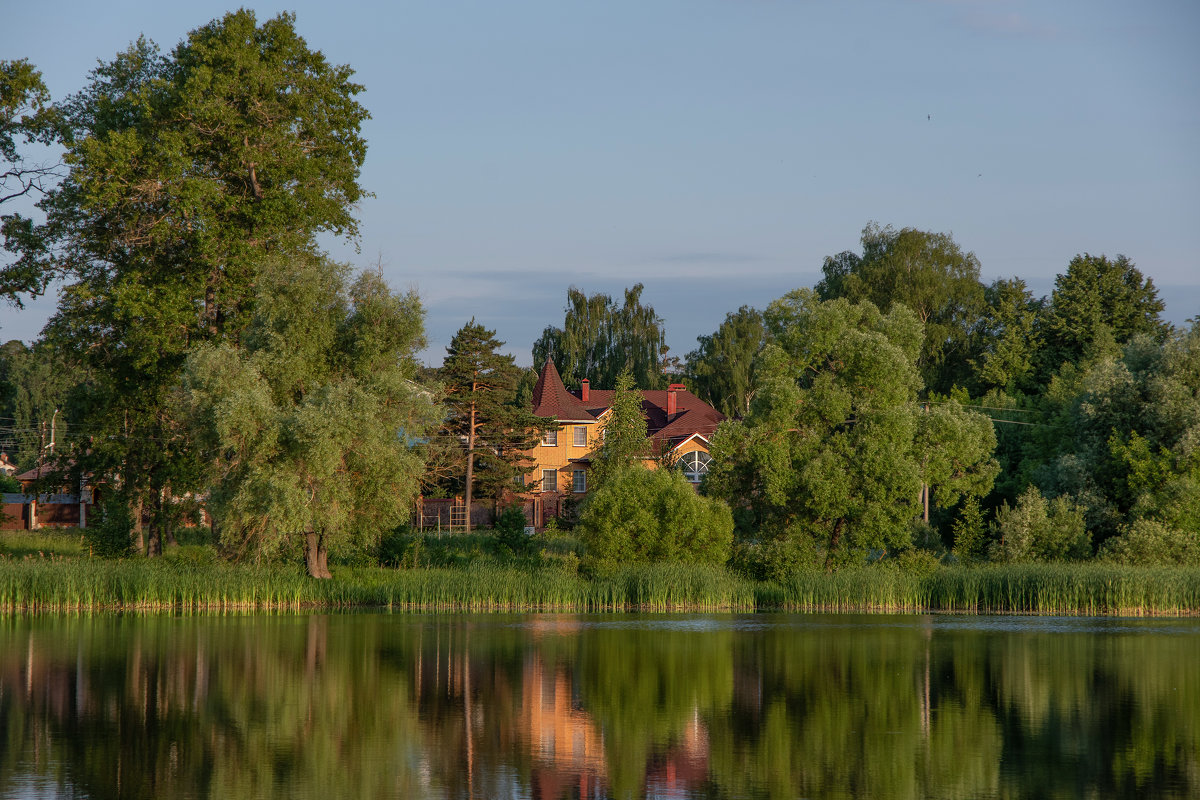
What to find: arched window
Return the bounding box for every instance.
[677,451,712,484]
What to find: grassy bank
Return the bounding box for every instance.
[3,546,1200,614]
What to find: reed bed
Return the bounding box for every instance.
[768,564,1200,616]
[0,557,759,614]
[2,555,1198,615]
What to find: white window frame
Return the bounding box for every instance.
[542,469,558,493]
[678,451,712,484]
[573,425,587,447]
[572,469,586,493]
[542,427,558,447]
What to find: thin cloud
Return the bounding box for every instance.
[659,251,770,265]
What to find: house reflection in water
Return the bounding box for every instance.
[517,618,711,799]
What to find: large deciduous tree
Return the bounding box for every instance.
[180,256,436,578]
[685,305,765,419]
[816,223,986,394]
[533,283,668,390]
[1036,253,1166,377]
[1,59,62,307]
[967,277,1043,395]
[706,290,998,568]
[438,320,549,529]
[1,12,371,553]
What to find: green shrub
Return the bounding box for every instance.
[988,487,1091,563]
[83,496,134,559]
[378,524,417,568]
[889,548,942,577]
[730,531,822,582]
[1099,519,1200,565]
[577,465,734,567]
[494,504,531,556]
[951,496,986,563]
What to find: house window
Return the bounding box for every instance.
[573,469,586,493]
[573,425,587,447]
[514,472,525,487]
[542,469,558,493]
[678,451,712,484]
[543,427,558,446]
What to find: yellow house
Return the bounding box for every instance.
[522,359,724,523]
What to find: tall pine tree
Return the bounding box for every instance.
[440,320,549,529]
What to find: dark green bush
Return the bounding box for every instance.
[494,505,531,556]
[84,496,134,559]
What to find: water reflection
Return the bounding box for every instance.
[0,613,1197,799]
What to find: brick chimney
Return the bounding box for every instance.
[667,383,685,417]
[580,379,590,402]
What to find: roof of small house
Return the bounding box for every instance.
[531,359,724,448]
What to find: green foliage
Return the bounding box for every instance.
[533,283,667,390]
[816,222,986,393]
[180,255,437,578]
[0,339,73,471]
[0,474,18,493]
[967,277,1043,394]
[84,494,134,559]
[1,58,61,304]
[729,531,823,583]
[3,11,372,558]
[918,400,999,509]
[493,504,531,556]
[435,320,550,513]
[577,464,733,567]
[1099,519,1200,566]
[685,305,764,418]
[988,487,1090,563]
[709,291,996,567]
[888,548,943,577]
[1038,253,1166,376]
[951,496,986,563]
[588,371,649,488]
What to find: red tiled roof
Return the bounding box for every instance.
[15,463,61,483]
[532,358,597,421]
[531,361,724,448]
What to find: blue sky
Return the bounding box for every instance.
[3,0,1198,366]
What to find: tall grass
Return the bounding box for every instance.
[2,551,1198,615]
[0,556,759,614]
[767,564,1200,616]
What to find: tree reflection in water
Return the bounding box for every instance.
[0,613,1197,799]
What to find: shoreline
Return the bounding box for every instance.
[3,556,1199,617]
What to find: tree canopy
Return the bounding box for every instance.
[180,256,435,577]
[532,283,667,389]
[706,290,997,568]
[438,319,549,525]
[685,305,764,419]
[1,11,372,555]
[816,223,986,394]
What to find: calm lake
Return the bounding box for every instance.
[1,612,1197,799]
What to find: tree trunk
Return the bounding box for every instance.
[464,398,476,532]
[147,521,162,557]
[146,489,165,557]
[825,518,845,570]
[305,530,332,579]
[133,497,145,554]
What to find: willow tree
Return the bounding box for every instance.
[685,305,765,418]
[1,11,370,553]
[532,283,667,389]
[181,256,436,578]
[706,290,998,568]
[816,223,986,394]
